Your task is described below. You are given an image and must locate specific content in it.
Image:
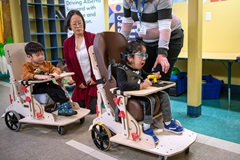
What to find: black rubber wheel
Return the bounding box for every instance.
[79,117,85,124]
[5,110,21,131]
[57,126,65,135]
[91,122,112,151]
[157,156,167,160]
[185,147,190,154]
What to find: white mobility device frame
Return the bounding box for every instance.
[88,32,197,160]
[3,43,90,135]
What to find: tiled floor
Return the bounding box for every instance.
[0,82,240,160]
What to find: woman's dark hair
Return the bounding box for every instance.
[64,10,86,32]
[25,41,44,56]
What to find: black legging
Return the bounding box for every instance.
[33,81,69,104]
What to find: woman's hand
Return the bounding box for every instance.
[153,54,170,74]
[79,78,96,89]
[88,78,96,86]
[79,83,86,89]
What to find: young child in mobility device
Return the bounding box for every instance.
[116,41,183,143]
[21,42,77,116]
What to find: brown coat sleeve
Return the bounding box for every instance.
[21,61,62,80]
[21,62,35,80]
[45,61,61,75]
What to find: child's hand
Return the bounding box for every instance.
[50,73,60,80]
[153,72,161,79]
[34,74,52,80]
[141,78,152,89]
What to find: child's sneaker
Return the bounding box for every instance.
[58,102,77,116]
[164,119,183,134]
[144,128,159,143]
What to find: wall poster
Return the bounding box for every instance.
[108,0,137,40]
[64,0,106,36]
[108,0,122,32]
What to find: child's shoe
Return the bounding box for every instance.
[58,102,77,116]
[144,127,159,143]
[164,119,183,134]
[66,102,78,114]
[45,103,58,113]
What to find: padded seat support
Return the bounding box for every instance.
[93,32,161,122]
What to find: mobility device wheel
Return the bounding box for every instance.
[91,122,112,151]
[57,126,65,135]
[5,110,21,131]
[157,155,167,160]
[79,117,85,124]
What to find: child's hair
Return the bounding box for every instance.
[25,41,44,56]
[121,40,146,63]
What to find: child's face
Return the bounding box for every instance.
[128,46,148,70]
[28,51,45,65]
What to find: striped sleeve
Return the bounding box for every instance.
[120,0,134,39]
[157,0,173,56]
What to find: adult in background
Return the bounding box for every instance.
[120,0,184,81]
[64,10,97,114]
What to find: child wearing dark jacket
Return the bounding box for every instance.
[116,41,183,143]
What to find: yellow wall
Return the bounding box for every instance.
[9,0,23,43]
[104,2,109,30]
[173,0,240,85]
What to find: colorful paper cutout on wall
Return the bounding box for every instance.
[108,0,147,41]
[109,3,123,32]
[211,0,227,2]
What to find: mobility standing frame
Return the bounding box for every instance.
[88,32,197,160]
[3,43,90,135]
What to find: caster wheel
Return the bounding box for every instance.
[79,117,85,124]
[185,147,190,154]
[157,156,167,160]
[91,122,112,151]
[5,110,21,131]
[57,126,65,135]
